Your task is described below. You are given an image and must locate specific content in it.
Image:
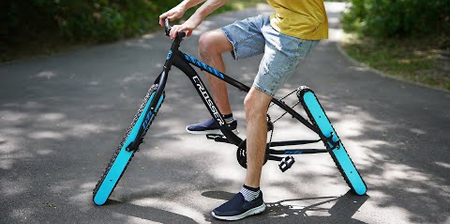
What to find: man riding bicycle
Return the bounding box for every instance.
[159,0,328,220]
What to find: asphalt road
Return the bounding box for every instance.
[1,3,449,224]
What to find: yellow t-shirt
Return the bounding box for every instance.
[266,0,328,40]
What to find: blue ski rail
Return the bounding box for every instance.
[94,91,164,205]
[300,88,367,195]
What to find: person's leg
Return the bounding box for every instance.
[211,16,269,221]
[198,30,233,115]
[212,15,320,221]
[243,87,272,188]
[245,20,320,187]
[186,16,265,135]
[211,86,271,221]
[186,30,238,135]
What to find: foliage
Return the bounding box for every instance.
[343,0,450,41]
[0,0,261,52]
[0,0,264,61]
[0,0,217,45]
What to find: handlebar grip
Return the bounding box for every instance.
[164,18,186,38]
[164,18,171,36]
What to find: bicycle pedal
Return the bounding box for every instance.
[206,134,223,139]
[279,156,295,172]
[206,134,229,143]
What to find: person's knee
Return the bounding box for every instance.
[244,95,266,117]
[198,32,217,59]
[244,88,272,116]
[243,95,255,114]
[198,30,230,59]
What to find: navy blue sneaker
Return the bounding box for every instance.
[211,192,266,221]
[186,117,238,135]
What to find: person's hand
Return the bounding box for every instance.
[169,13,203,39]
[159,5,186,27]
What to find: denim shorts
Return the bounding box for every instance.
[221,15,319,97]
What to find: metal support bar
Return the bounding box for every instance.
[268,148,329,155]
[269,139,321,147]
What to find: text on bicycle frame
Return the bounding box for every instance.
[193,76,225,126]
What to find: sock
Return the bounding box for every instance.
[240,185,260,202]
[223,113,235,124]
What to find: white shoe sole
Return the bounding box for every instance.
[211,203,266,221]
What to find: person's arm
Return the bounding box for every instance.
[159,0,206,27]
[166,0,230,39]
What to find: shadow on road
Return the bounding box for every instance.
[104,200,198,224]
[202,190,369,223]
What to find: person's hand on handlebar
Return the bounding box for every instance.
[159,9,203,39]
[168,13,202,39]
[159,5,186,27]
[159,0,228,39]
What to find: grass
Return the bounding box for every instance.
[342,34,450,91]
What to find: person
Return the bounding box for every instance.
[159,0,328,221]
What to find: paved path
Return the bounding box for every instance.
[1,3,449,224]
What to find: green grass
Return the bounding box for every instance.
[342,34,450,91]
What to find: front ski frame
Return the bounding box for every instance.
[93,88,165,206]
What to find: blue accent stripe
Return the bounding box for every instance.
[183,53,224,80]
[166,50,173,61]
[285,150,302,155]
[94,92,164,205]
[303,92,367,195]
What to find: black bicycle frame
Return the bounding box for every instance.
[135,35,326,153]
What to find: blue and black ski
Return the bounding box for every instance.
[93,85,165,205]
[298,86,367,195]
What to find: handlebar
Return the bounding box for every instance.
[164,18,186,38]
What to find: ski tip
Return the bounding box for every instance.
[93,195,107,206]
[354,185,368,196]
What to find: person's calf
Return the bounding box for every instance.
[243,87,272,187]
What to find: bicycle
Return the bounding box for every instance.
[93,19,368,206]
